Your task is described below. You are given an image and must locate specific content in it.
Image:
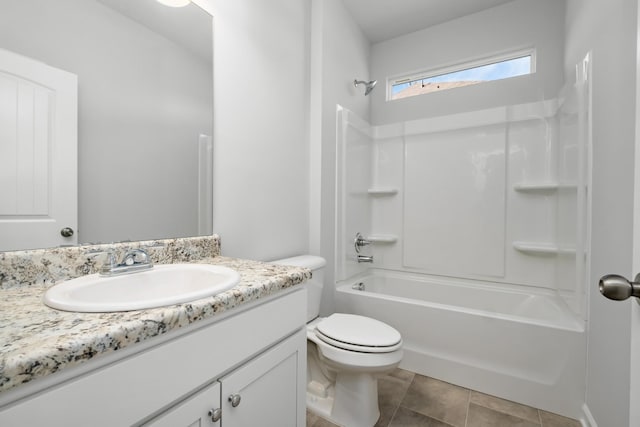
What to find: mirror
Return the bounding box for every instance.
[0,0,213,251]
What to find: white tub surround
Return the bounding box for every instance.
[334,58,591,420]
[336,81,590,318]
[0,236,310,400]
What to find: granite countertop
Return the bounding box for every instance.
[0,256,310,396]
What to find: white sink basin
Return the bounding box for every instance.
[43,264,241,312]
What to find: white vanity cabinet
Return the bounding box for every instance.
[146,329,303,427]
[0,288,307,427]
[218,330,302,426]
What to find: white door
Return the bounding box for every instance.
[628,5,640,424]
[631,163,640,425]
[0,48,77,251]
[631,9,640,421]
[600,7,640,424]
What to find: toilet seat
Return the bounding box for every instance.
[315,313,402,353]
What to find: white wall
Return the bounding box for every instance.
[0,0,213,244]
[565,0,637,426]
[370,0,565,125]
[209,0,310,261]
[309,0,371,315]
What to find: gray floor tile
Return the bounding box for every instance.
[470,391,541,423]
[375,370,414,427]
[307,410,320,426]
[306,410,341,427]
[387,367,416,383]
[312,417,341,427]
[389,406,455,427]
[467,403,541,427]
[539,410,582,427]
[306,370,581,427]
[400,375,469,427]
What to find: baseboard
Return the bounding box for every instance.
[581,403,597,427]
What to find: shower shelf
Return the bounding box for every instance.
[513,241,576,255]
[513,182,578,192]
[366,234,398,243]
[367,187,398,196]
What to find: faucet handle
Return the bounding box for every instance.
[121,248,152,266]
[95,250,118,274]
[86,248,115,261]
[354,232,372,253]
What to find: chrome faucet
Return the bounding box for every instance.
[357,255,374,263]
[354,232,371,253]
[100,248,153,276]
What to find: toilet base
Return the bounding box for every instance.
[307,371,381,427]
[305,317,402,427]
[306,388,335,421]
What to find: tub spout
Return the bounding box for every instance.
[357,255,374,263]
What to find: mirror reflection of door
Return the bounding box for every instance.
[0,48,78,251]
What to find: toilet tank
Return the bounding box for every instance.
[271,255,326,322]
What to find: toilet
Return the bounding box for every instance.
[272,255,403,427]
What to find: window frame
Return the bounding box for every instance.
[386,48,537,101]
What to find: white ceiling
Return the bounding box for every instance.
[341,0,515,43]
[97,0,212,62]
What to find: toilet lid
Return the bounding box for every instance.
[315,313,402,353]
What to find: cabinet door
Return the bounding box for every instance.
[220,329,306,427]
[145,381,221,427]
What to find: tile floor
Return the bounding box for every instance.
[306,369,582,427]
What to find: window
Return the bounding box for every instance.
[388,50,535,101]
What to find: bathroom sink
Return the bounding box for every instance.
[43,264,241,312]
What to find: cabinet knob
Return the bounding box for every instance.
[208,407,221,422]
[228,393,241,407]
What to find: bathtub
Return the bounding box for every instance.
[335,270,586,419]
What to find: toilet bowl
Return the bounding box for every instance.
[307,314,403,427]
[271,255,403,427]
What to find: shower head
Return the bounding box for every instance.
[354,79,377,96]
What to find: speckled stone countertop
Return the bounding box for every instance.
[0,237,310,396]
